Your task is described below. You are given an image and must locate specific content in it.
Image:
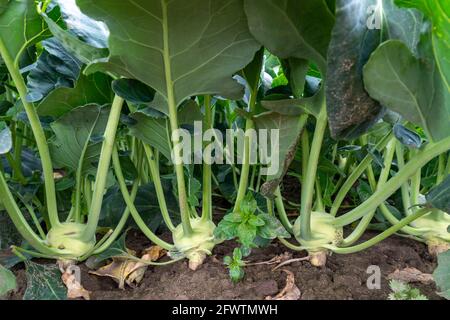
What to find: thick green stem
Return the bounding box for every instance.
[94,147,146,254]
[378,203,424,236]
[437,153,446,184]
[341,139,396,246]
[409,150,421,209]
[0,36,59,227]
[314,177,325,212]
[143,144,175,231]
[330,133,394,217]
[162,1,192,236]
[275,187,293,234]
[334,136,450,227]
[112,146,174,250]
[329,208,430,254]
[299,105,327,241]
[202,95,213,222]
[83,95,124,240]
[233,90,258,212]
[301,128,310,184]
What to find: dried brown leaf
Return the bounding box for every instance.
[89,246,165,289]
[387,267,434,284]
[265,269,301,300]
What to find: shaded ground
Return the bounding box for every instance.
[8,230,441,300]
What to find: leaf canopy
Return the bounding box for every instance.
[76,0,261,108]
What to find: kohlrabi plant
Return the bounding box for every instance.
[0,0,130,261]
[73,0,262,269]
[244,0,450,266]
[0,0,449,298]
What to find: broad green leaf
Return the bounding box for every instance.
[433,250,450,299]
[395,0,450,89]
[49,104,110,176]
[382,1,423,54]
[254,112,304,196]
[364,40,450,141]
[244,0,335,75]
[26,38,82,103]
[0,263,16,296]
[0,0,48,61]
[326,0,423,140]
[426,175,450,213]
[41,0,109,64]
[0,125,12,154]
[37,73,112,118]
[77,0,261,108]
[23,261,67,300]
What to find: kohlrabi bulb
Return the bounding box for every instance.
[172,218,216,270]
[46,223,96,259]
[293,212,343,266]
[410,210,450,256]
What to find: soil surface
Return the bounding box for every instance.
[7,229,442,300]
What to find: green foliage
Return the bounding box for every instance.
[364,40,450,142]
[0,263,16,296]
[433,250,450,299]
[49,104,110,176]
[36,73,112,118]
[223,248,246,283]
[426,175,450,214]
[395,0,449,88]
[0,0,51,61]
[26,38,82,102]
[41,0,109,64]
[215,193,290,251]
[76,0,261,107]
[388,280,428,300]
[23,261,67,300]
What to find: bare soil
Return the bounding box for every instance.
[8,229,441,300]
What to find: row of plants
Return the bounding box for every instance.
[0,0,449,298]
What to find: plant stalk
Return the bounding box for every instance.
[0,36,59,227]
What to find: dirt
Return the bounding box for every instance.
[7,229,442,300]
